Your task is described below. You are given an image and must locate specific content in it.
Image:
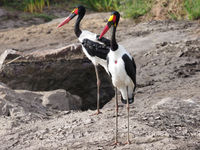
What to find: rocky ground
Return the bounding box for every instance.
[0,7,200,150]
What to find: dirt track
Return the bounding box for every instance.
[0,10,200,149]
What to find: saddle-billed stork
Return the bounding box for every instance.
[57,5,111,115]
[99,11,137,144]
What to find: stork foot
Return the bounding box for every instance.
[90,110,102,116]
[111,141,121,146]
[124,140,131,145]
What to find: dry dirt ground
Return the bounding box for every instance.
[0,8,200,150]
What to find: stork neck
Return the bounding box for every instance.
[75,13,84,37]
[111,26,118,51]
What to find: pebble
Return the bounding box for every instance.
[176,50,184,57]
[84,118,94,124]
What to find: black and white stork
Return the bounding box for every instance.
[99,11,136,144]
[57,5,111,115]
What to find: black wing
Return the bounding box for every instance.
[122,54,137,91]
[82,39,110,60]
[96,35,111,47]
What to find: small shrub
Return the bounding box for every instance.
[168,12,178,20]
[184,0,200,20]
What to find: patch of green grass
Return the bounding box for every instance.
[120,0,153,19]
[21,13,56,22]
[1,0,50,13]
[33,13,56,21]
[80,0,120,12]
[1,0,25,11]
[184,0,200,20]
[23,0,50,13]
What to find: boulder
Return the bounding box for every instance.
[0,82,82,119]
[42,89,81,110]
[0,44,114,110]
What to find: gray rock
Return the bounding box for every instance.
[0,82,82,122]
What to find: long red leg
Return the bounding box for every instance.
[91,65,102,115]
[126,86,131,144]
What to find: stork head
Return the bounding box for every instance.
[99,11,120,39]
[57,5,86,28]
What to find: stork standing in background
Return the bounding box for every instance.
[99,11,136,144]
[57,5,111,115]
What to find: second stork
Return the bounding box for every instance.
[99,11,137,144]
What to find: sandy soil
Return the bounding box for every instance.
[0,8,200,150]
[0,11,134,54]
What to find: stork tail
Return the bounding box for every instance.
[121,95,134,104]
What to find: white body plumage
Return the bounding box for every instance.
[107,45,135,100]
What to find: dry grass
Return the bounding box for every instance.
[143,0,186,21]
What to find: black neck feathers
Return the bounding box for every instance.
[75,13,84,37]
[74,6,85,37]
[111,26,118,51]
